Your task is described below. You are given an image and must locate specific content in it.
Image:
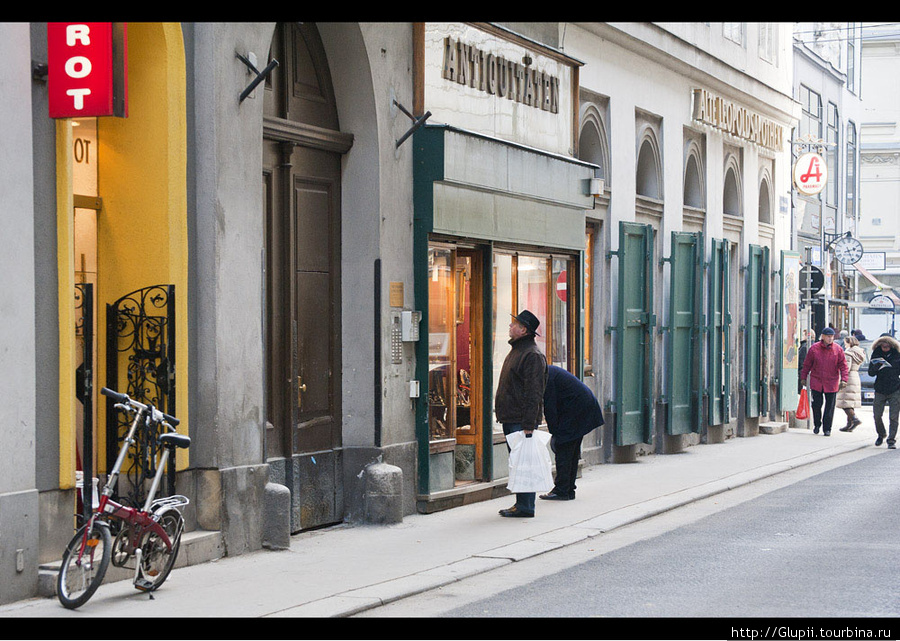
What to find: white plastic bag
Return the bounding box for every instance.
[506,430,553,493]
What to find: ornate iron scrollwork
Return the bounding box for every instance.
[106,284,176,508]
[75,283,94,526]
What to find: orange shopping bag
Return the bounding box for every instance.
[796,388,810,420]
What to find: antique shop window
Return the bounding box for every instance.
[491,250,576,434]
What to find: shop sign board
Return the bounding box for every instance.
[423,23,578,156]
[793,152,828,196]
[691,88,785,152]
[870,294,895,311]
[48,22,128,118]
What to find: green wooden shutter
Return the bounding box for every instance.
[745,244,769,418]
[666,232,702,435]
[708,238,731,426]
[614,222,655,446]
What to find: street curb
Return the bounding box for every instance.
[272,437,875,617]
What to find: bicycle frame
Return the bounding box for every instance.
[81,396,184,575]
[59,387,189,608]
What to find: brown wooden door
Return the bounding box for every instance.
[263,22,346,530]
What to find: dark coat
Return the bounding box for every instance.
[542,365,604,443]
[494,335,547,431]
[869,335,900,395]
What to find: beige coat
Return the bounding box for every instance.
[836,345,866,409]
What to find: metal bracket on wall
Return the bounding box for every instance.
[237,52,279,103]
[393,100,431,148]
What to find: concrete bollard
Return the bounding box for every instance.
[363,462,403,524]
[262,482,291,550]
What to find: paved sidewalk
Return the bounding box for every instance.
[1,408,886,618]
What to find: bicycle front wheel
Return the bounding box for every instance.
[57,521,112,609]
[138,508,183,591]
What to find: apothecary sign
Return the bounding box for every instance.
[691,88,784,152]
[792,151,828,196]
[424,23,578,156]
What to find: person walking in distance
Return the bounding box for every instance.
[539,365,604,501]
[495,310,548,518]
[868,334,900,448]
[837,335,866,432]
[800,327,849,436]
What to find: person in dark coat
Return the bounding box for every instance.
[495,309,547,518]
[869,334,900,448]
[539,365,604,501]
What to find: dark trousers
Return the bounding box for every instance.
[811,389,837,434]
[502,423,535,514]
[551,436,582,498]
[873,389,900,445]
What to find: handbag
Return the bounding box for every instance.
[506,430,554,493]
[796,388,810,420]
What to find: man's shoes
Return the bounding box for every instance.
[813,425,820,434]
[540,491,574,501]
[823,430,831,436]
[889,442,897,450]
[876,436,884,446]
[499,506,534,518]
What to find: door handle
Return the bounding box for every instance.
[297,378,307,409]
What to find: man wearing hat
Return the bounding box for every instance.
[494,310,548,518]
[800,327,849,436]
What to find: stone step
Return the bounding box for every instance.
[759,422,789,435]
[38,529,224,597]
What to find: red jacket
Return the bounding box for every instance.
[800,341,849,393]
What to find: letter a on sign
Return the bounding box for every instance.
[793,152,828,196]
[47,23,128,118]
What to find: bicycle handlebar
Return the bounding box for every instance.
[101,387,180,427]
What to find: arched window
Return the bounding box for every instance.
[578,105,609,180]
[683,141,705,209]
[636,130,662,200]
[758,172,773,225]
[723,155,742,217]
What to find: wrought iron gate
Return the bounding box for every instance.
[106,284,176,507]
[75,283,94,526]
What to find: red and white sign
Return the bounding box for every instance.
[793,152,828,196]
[47,23,127,118]
[556,270,567,302]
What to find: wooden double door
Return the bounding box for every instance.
[263,22,350,531]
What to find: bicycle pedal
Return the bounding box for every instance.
[133,579,155,592]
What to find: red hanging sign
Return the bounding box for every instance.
[47,23,128,118]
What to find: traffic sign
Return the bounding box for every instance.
[799,265,824,296]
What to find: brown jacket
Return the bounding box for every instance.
[494,335,547,430]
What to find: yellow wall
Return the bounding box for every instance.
[59,22,189,484]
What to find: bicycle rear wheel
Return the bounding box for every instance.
[57,521,112,609]
[136,508,183,591]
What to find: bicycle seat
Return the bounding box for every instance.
[159,433,191,449]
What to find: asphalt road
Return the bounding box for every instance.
[357,448,900,624]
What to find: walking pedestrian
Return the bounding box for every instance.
[868,334,900,448]
[837,335,866,431]
[539,365,604,501]
[837,329,849,349]
[800,327,849,436]
[495,309,548,517]
[798,330,813,394]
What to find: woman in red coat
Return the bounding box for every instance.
[799,327,849,436]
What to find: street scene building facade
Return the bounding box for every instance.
[1,21,891,605]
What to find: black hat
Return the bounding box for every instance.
[821,327,835,336]
[512,310,541,336]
